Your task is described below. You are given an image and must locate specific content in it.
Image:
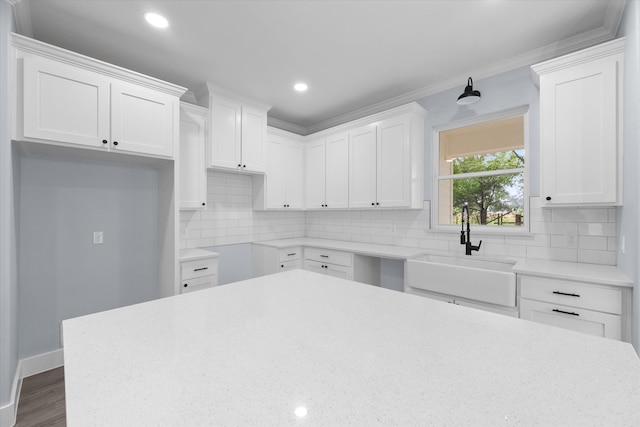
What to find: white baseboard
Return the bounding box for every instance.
[0,349,64,427]
[20,348,64,378]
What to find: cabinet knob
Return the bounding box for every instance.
[183,283,188,288]
[202,202,206,206]
[546,196,551,201]
[113,141,119,146]
[371,202,375,206]
[281,264,284,268]
[243,165,246,168]
[376,202,379,206]
[237,164,241,168]
[102,139,108,145]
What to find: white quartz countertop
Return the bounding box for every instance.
[513,258,632,287]
[63,270,640,426]
[179,248,219,262]
[253,237,427,259]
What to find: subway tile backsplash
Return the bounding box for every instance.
[180,171,618,266]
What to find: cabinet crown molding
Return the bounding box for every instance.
[11,33,187,97]
[195,81,272,112]
[530,37,625,87]
[305,102,427,140]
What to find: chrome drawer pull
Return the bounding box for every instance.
[287,253,296,256]
[194,267,209,272]
[552,309,579,317]
[553,291,580,297]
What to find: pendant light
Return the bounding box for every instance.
[456,77,481,105]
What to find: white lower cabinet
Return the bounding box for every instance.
[518,275,627,341]
[304,247,354,280]
[252,245,303,276]
[180,253,219,294]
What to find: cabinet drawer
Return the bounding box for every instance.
[519,276,621,315]
[279,247,302,262]
[305,247,352,267]
[278,259,301,272]
[181,257,218,280]
[520,298,621,340]
[181,275,217,294]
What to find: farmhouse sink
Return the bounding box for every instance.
[405,254,517,307]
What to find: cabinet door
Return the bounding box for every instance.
[304,259,327,275]
[241,104,267,172]
[540,57,619,205]
[209,95,242,169]
[305,139,326,209]
[326,264,354,281]
[325,132,349,209]
[22,56,110,148]
[349,125,377,208]
[111,82,175,158]
[285,141,305,209]
[377,117,411,207]
[180,104,208,210]
[265,136,288,209]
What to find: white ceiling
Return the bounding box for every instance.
[11,0,626,135]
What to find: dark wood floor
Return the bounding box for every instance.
[15,367,66,427]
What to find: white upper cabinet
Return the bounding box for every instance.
[14,35,184,159]
[198,84,271,173]
[254,128,304,210]
[348,105,425,209]
[532,38,624,206]
[179,103,208,210]
[306,132,349,209]
[349,125,378,208]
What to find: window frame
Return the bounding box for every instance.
[431,106,530,234]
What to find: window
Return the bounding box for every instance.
[434,110,528,230]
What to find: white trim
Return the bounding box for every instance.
[20,348,64,378]
[0,349,64,427]
[0,362,21,427]
[432,107,530,234]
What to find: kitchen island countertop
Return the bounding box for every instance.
[63,269,640,426]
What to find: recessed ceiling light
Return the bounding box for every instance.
[294,83,308,92]
[145,12,169,29]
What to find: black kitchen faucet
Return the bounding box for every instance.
[460,203,482,256]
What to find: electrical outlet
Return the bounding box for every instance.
[565,231,577,248]
[93,231,104,245]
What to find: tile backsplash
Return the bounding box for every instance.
[181,171,618,266]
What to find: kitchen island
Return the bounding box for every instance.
[62,269,640,426]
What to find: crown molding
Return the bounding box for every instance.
[7,0,32,37]
[267,117,307,136]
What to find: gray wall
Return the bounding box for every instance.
[617,0,640,352]
[18,155,160,358]
[208,243,253,285]
[417,65,540,200]
[0,0,18,407]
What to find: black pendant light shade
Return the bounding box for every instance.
[457,77,481,105]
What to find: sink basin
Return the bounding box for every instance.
[405,254,517,307]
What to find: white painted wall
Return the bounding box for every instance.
[0,0,18,409]
[616,0,640,352]
[18,154,160,359]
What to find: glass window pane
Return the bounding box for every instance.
[438,172,524,227]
